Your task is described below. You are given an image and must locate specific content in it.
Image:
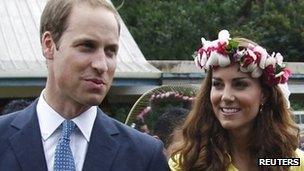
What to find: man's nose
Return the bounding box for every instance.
[91,50,108,74]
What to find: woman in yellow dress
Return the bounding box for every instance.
[169,30,304,171]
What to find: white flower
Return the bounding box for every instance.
[205,51,219,69]
[240,63,257,73]
[265,53,277,67]
[247,43,255,49]
[251,67,263,78]
[201,37,213,49]
[217,54,231,67]
[275,53,283,66]
[248,63,257,72]
[201,37,209,45]
[236,49,246,60]
[253,46,268,69]
[194,56,200,68]
[208,39,219,48]
[275,71,285,78]
[240,66,248,73]
[200,52,208,67]
[247,49,257,60]
[218,30,230,44]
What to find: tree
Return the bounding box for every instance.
[113,0,304,62]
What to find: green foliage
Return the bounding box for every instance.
[110,103,131,123]
[113,0,304,61]
[144,98,191,132]
[291,99,304,110]
[227,39,238,53]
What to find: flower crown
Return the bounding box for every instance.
[194,30,291,86]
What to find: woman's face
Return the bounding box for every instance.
[210,64,264,131]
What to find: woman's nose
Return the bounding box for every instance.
[221,86,235,102]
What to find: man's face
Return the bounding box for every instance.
[46,4,119,107]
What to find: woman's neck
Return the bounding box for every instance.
[229,126,250,152]
[228,126,258,171]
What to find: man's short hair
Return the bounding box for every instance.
[153,107,189,148]
[40,0,120,48]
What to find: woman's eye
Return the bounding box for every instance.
[212,81,223,89]
[234,81,248,89]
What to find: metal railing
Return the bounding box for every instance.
[293,111,304,131]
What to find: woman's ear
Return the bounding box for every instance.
[41,31,55,60]
[261,89,269,105]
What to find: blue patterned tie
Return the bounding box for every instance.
[54,120,76,171]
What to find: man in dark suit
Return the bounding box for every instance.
[0,0,169,170]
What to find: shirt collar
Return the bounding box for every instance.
[72,105,97,142]
[36,90,97,142]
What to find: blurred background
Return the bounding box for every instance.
[1,0,303,127]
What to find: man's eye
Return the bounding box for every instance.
[79,42,96,51]
[83,43,94,48]
[105,47,117,58]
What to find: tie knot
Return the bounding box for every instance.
[62,120,76,139]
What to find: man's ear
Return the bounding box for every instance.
[41,31,55,60]
[152,135,160,140]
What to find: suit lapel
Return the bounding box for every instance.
[83,109,120,171]
[9,100,48,171]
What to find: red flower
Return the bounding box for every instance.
[198,48,206,56]
[216,42,228,56]
[254,51,261,64]
[241,54,255,68]
[263,65,276,86]
[279,68,292,83]
[263,66,292,86]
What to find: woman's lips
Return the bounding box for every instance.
[220,107,241,116]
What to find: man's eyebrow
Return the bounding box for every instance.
[72,38,96,45]
[72,38,119,48]
[107,43,119,50]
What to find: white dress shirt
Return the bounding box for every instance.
[36,90,97,171]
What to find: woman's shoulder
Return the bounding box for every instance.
[168,154,181,171]
[295,148,304,164]
[295,148,304,157]
[290,149,304,171]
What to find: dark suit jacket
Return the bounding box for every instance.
[0,100,169,171]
